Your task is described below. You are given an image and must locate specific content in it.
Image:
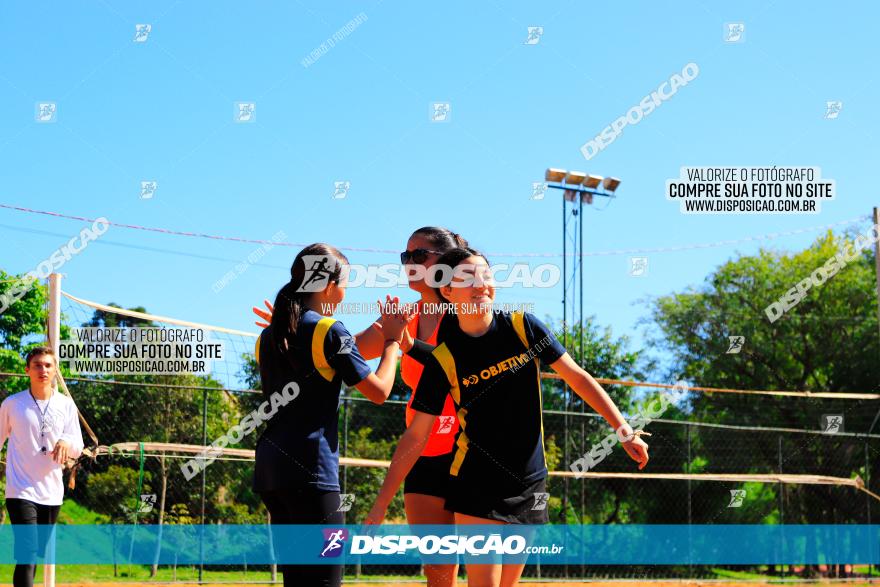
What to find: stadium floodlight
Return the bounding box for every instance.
[564,171,587,185]
[545,168,567,182]
[584,174,603,189]
[603,177,621,192]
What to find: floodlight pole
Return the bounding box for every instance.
[545,177,617,531]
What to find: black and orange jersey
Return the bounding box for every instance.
[253,309,371,493]
[411,311,566,488]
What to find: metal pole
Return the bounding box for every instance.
[45,274,61,587]
[199,388,207,583]
[578,194,585,581]
[874,208,880,342]
[778,435,785,579]
[867,442,873,577]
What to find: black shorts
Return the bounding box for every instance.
[403,452,453,498]
[445,475,549,524]
[259,487,344,587]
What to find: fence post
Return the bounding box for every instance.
[867,442,872,578]
[778,435,784,579]
[199,388,207,583]
[686,423,692,580]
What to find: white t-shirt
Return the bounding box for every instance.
[0,388,84,505]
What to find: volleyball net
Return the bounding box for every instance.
[1,285,878,582]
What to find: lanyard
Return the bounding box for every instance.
[29,391,52,453]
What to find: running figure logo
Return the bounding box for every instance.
[821,414,844,434]
[235,102,256,123]
[524,26,543,45]
[332,181,351,200]
[728,489,746,508]
[337,494,355,512]
[36,103,57,123]
[298,255,339,292]
[532,492,550,511]
[138,494,157,513]
[320,528,348,558]
[629,257,648,277]
[724,23,745,43]
[530,182,547,200]
[336,335,355,356]
[140,181,158,200]
[431,102,451,122]
[134,24,152,42]
[824,101,843,119]
[726,336,745,354]
[436,416,455,435]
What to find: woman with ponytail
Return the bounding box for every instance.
[254,242,412,587]
[253,228,468,587]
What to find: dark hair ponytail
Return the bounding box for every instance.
[271,243,349,354]
[431,247,489,302]
[411,226,469,252]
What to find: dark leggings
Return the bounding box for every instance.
[260,488,344,587]
[5,498,61,587]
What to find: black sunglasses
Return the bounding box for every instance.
[400,248,442,264]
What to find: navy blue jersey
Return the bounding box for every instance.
[254,309,371,492]
[411,311,566,490]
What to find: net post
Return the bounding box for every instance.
[44,273,61,587]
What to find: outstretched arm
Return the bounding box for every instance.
[549,353,649,469]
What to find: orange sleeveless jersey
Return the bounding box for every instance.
[401,309,459,456]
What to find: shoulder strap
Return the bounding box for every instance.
[430,342,461,404]
[312,317,338,382]
[254,334,261,366]
[511,311,530,351]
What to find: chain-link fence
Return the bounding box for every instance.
[1,374,876,582]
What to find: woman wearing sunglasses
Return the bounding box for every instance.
[254,227,468,587]
[366,247,650,587]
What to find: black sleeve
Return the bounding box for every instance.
[403,338,437,366]
[410,353,449,416]
[523,313,567,364]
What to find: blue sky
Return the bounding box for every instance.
[1,0,877,371]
